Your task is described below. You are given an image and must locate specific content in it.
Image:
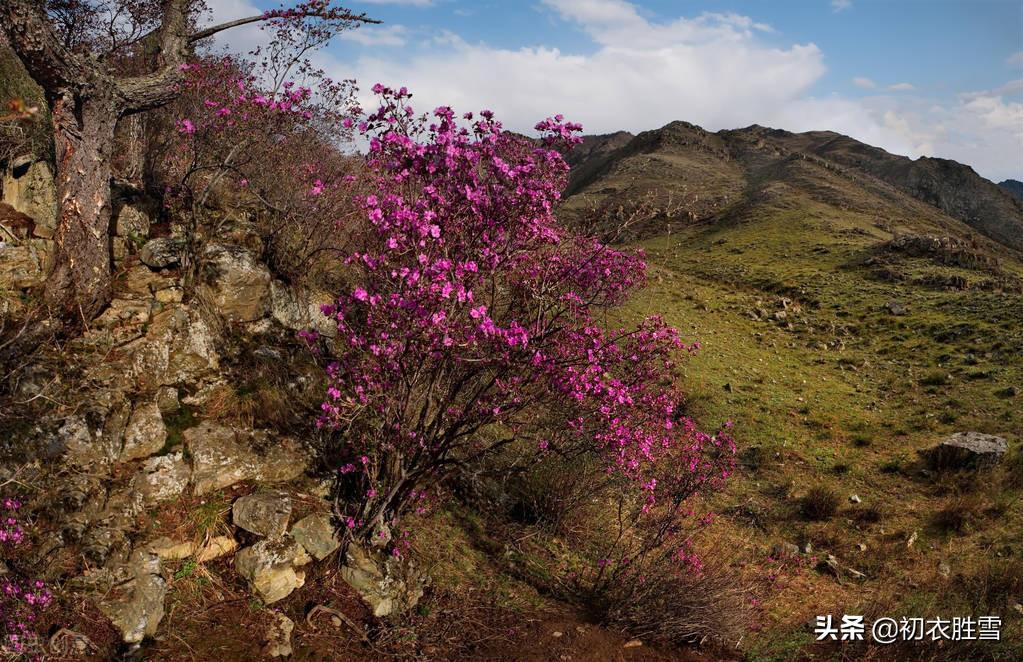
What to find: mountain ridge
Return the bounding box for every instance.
[562,121,1023,255]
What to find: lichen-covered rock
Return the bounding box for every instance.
[200,243,271,322]
[120,400,167,462]
[96,547,167,644]
[235,537,311,604]
[2,157,56,231]
[132,452,190,503]
[264,613,295,658]
[291,513,340,560]
[340,544,428,617]
[269,280,337,337]
[233,491,292,538]
[139,238,183,269]
[185,422,309,495]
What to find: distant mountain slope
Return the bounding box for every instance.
[561,122,1023,254]
[1001,179,1023,202]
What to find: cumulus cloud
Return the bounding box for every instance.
[201,0,1023,182]
[831,0,853,12]
[853,76,876,89]
[348,0,825,136]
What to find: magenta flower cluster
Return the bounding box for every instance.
[306,85,735,551]
[1,498,52,657]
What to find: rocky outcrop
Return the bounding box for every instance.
[200,243,272,322]
[185,422,309,495]
[95,546,167,644]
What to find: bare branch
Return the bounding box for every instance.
[187,11,381,44]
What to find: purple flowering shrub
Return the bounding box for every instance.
[1,498,52,657]
[306,85,736,557]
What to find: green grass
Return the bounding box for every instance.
[608,195,1023,659]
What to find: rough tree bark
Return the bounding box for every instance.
[0,0,377,324]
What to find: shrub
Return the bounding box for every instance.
[584,533,749,648]
[800,486,840,521]
[309,86,735,549]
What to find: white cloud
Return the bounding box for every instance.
[339,24,408,47]
[1007,51,1023,68]
[349,0,825,137]
[888,82,915,91]
[853,76,876,89]
[831,0,853,12]
[202,0,1022,182]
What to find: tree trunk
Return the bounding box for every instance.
[44,88,118,321]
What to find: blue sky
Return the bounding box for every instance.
[212,0,1023,181]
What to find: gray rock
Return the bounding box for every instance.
[771,542,800,558]
[133,452,190,503]
[120,400,167,462]
[235,537,311,604]
[340,543,427,617]
[140,238,183,269]
[269,280,337,337]
[233,491,293,538]
[928,431,1008,470]
[96,547,167,644]
[291,513,340,560]
[114,202,151,240]
[885,300,908,316]
[185,422,309,495]
[199,243,271,322]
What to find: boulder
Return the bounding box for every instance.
[200,244,271,322]
[120,401,167,462]
[340,544,427,617]
[139,238,183,269]
[96,547,167,644]
[927,432,1008,470]
[233,491,293,538]
[185,422,309,495]
[291,513,340,560]
[235,537,310,604]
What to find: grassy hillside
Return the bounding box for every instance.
[599,151,1023,658]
